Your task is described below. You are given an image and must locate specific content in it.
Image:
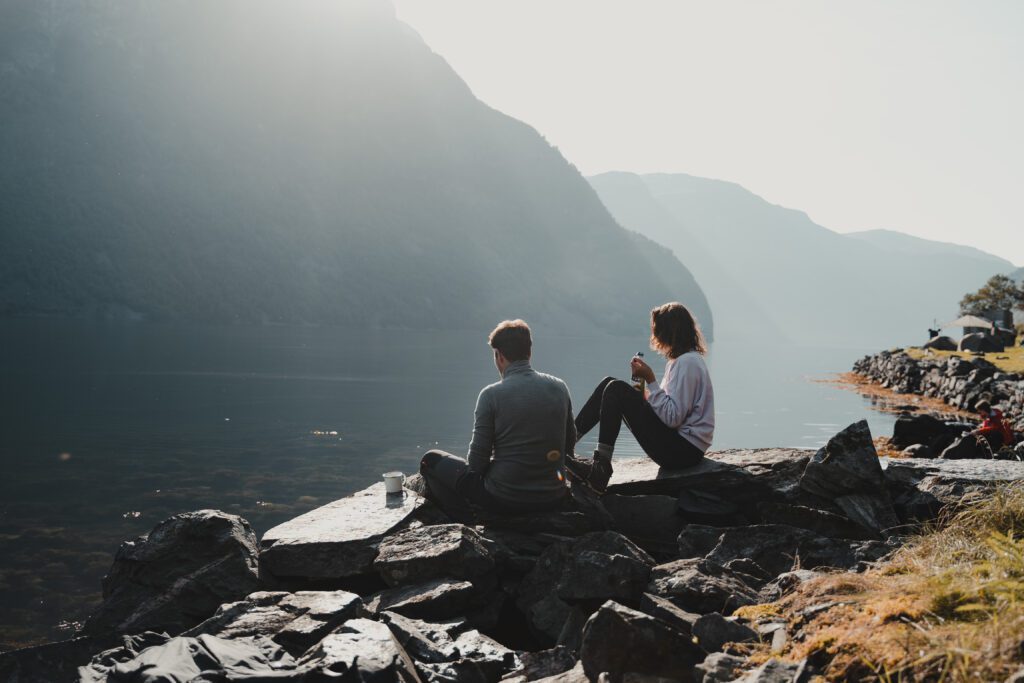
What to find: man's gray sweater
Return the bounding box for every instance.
[467,360,574,504]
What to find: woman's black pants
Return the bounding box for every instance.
[574,377,704,468]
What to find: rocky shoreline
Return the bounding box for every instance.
[3,421,1024,682]
[852,350,1024,433]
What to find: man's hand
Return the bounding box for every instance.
[631,356,655,384]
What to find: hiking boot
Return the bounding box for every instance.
[588,452,613,493]
[563,452,594,483]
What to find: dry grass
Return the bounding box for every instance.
[873,436,906,459]
[751,484,1024,681]
[906,339,1024,375]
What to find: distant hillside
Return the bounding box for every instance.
[0,0,711,338]
[588,173,785,341]
[1010,267,1024,283]
[847,230,1014,268]
[589,172,1009,347]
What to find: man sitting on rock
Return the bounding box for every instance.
[973,399,1015,451]
[419,319,574,522]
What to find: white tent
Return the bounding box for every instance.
[943,315,995,329]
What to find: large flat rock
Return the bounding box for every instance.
[606,448,811,498]
[882,457,1024,483]
[261,483,425,580]
[184,590,362,656]
[883,457,1024,522]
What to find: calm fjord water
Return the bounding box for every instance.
[0,319,893,649]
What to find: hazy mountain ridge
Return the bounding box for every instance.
[589,172,1010,347]
[0,0,712,337]
[587,172,786,341]
[846,230,1014,268]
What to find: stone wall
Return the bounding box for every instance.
[852,350,1024,431]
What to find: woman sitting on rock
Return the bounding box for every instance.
[566,302,715,492]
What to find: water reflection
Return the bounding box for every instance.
[0,319,894,650]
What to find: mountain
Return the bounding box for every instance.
[589,172,1010,347]
[846,230,1014,269]
[0,0,711,339]
[588,172,786,341]
[1010,267,1024,283]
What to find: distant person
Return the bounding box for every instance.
[972,399,1014,451]
[419,320,574,521]
[567,302,714,492]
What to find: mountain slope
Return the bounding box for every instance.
[0,0,711,338]
[846,230,1014,269]
[588,172,785,341]
[589,172,1008,347]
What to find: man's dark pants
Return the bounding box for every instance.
[419,449,566,522]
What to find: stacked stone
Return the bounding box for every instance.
[853,350,1024,431]
[5,422,1024,682]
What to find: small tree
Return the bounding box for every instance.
[959,274,1024,315]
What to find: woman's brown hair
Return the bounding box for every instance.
[649,302,707,358]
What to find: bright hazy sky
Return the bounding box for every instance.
[393,1,1024,266]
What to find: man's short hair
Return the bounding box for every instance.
[489,319,532,361]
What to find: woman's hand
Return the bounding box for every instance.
[630,356,655,384]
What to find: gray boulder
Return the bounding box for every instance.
[959,332,1003,352]
[692,612,757,653]
[637,593,700,636]
[379,611,461,664]
[506,647,577,682]
[922,335,956,351]
[884,456,1024,523]
[364,579,478,621]
[902,444,934,458]
[530,662,589,683]
[939,433,992,460]
[374,524,495,587]
[693,652,746,683]
[677,524,728,559]
[759,569,823,603]
[296,618,422,682]
[756,502,877,541]
[731,658,804,682]
[79,632,296,683]
[556,531,655,604]
[516,541,574,642]
[606,449,807,501]
[697,524,890,576]
[602,494,687,551]
[799,421,899,533]
[79,625,426,682]
[801,420,884,493]
[82,510,260,637]
[413,630,518,683]
[0,636,107,683]
[261,482,426,582]
[183,590,362,656]
[891,413,960,450]
[647,559,759,615]
[579,601,702,681]
[517,531,655,643]
[677,488,748,527]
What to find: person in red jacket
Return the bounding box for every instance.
[972,400,1015,451]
